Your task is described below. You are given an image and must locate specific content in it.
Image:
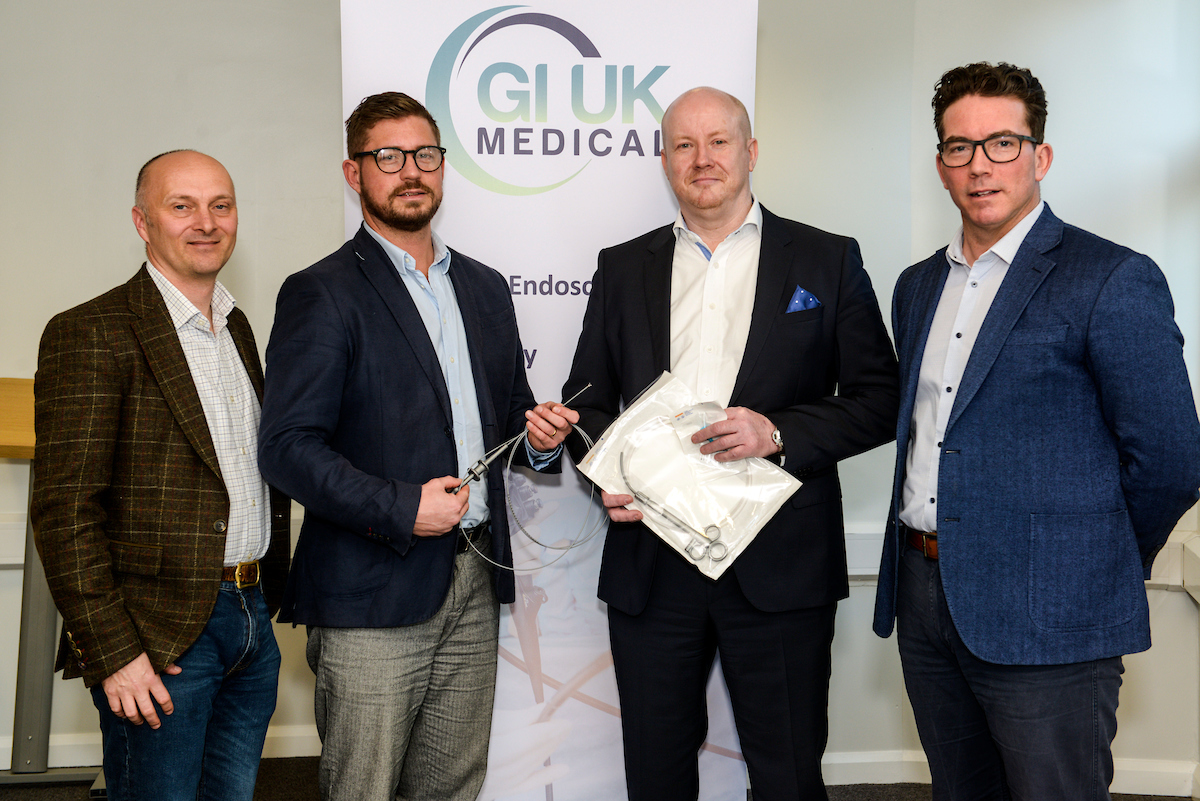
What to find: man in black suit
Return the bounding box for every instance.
[562,86,899,800]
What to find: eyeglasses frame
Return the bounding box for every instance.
[936,134,1041,168]
[352,146,447,173]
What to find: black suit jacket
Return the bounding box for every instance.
[563,206,899,614]
[259,225,549,626]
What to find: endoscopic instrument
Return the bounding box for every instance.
[449,384,606,573]
[451,383,593,495]
[618,452,729,562]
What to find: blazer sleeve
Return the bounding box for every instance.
[258,269,422,555]
[771,239,900,474]
[31,313,144,684]
[1086,253,1200,574]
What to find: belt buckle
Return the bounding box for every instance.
[918,534,935,558]
[234,560,259,589]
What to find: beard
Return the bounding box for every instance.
[363,181,442,232]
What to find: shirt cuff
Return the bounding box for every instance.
[525,440,561,470]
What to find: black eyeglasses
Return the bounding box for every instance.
[937,134,1040,168]
[353,146,446,173]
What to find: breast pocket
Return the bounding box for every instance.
[776,307,824,326]
[1008,324,1068,345]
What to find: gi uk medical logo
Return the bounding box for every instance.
[426,6,670,196]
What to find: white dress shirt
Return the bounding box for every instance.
[669,200,763,406]
[900,202,1045,532]
[146,264,270,565]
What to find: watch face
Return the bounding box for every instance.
[772,429,783,448]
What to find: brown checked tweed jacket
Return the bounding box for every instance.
[31,265,290,687]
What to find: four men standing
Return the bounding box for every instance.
[23,65,1200,801]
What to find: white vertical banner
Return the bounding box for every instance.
[341,4,758,799]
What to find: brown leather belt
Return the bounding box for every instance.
[906,528,938,560]
[456,522,490,554]
[222,560,260,588]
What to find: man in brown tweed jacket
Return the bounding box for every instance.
[31,150,289,801]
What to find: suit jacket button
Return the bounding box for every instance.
[213,520,228,533]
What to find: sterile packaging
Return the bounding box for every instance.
[577,372,801,579]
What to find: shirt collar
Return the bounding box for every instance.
[145,261,234,333]
[672,198,762,259]
[363,222,451,279]
[947,200,1045,269]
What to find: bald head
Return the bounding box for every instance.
[135,150,232,211]
[131,150,238,291]
[662,87,752,144]
[659,87,757,238]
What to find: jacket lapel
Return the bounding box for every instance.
[643,226,675,375]
[227,310,263,401]
[731,206,792,404]
[448,253,499,442]
[351,227,453,427]
[127,265,223,481]
[945,207,1062,433]
[898,255,951,416]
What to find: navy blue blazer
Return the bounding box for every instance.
[873,205,1200,664]
[563,206,900,614]
[259,225,546,626]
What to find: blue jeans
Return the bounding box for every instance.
[91,582,280,801]
[896,545,1122,801]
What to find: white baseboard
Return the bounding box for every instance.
[1,725,323,770]
[3,735,1196,797]
[260,724,321,758]
[820,751,1196,797]
[3,731,102,769]
[821,750,932,785]
[1110,757,1197,797]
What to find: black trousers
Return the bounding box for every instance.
[608,540,837,801]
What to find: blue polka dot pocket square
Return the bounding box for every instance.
[787,285,822,312]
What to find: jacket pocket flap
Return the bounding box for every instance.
[1008,324,1068,345]
[108,540,163,577]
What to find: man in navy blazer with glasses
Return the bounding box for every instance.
[873,62,1200,800]
[259,92,576,801]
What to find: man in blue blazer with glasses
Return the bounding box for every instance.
[873,62,1200,800]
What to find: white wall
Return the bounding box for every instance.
[2,0,1199,794]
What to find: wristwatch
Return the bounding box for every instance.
[771,428,785,467]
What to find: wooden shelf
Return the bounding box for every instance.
[0,378,35,460]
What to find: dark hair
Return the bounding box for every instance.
[345,92,441,158]
[932,62,1047,143]
[134,149,190,209]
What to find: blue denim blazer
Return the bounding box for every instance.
[874,205,1200,664]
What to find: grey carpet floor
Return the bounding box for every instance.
[0,759,1178,800]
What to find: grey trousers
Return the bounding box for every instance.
[306,547,500,801]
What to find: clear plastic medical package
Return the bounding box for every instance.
[577,372,802,579]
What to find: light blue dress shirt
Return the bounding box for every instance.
[364,224,554,528]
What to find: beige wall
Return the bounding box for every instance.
[2,0,1199,792]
